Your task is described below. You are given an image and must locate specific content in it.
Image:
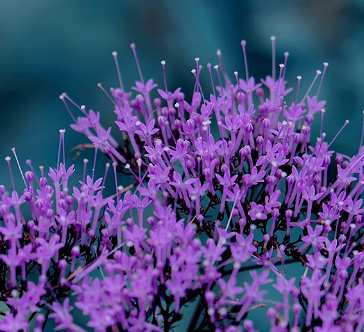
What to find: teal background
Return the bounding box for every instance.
[1,0,363,188]
[0,0,363,330]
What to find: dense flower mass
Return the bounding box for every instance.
[0,39,363,331]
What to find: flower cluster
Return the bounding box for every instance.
[0,39,363,331]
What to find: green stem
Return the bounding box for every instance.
[187,296,204,332]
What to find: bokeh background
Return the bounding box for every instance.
[1,0,363,185]
[0,0,363,329]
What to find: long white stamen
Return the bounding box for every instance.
[102,162,110,187]
[57,129,66,167]
[207,63,216,96]
[97,83,115,105]
[225,193,239,231]
[329,120,350,147]
[316,62,329,97]
[320,109,326,137]
[62,93,82,111]
[214,64,223,87]
[240,40,249,80]
[92,147,98,181]
[271,36,276,80]
[283,51,289,78]
[192,61,205,102]
[82,159,88,182]
[278,64,285,80]
[112,162,119,200]
[301,70,321,103]
[233,71,239,85]
[161,60,168,91]
[39,165,45,177]
[111,51,124,90]
[295,75,302,101]
[11,148,26,186]
[130,43,144,83]
[5,156,15,191]
[216,49,228,85]
[59,93,76,121]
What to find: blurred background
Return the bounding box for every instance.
[1,0,364,186]
[0,0,363,330]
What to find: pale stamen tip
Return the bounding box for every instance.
[112,51,118,57]
[130,43,136,49]
[240,40,246,47]
[316,70,322,75]
[216,49,222,56]
[59,93,66,100]
[323,62,329,67]
[345,119,350,125]
[59,129,66,134]
[270,36,276,41]
[160,60,166,66]
[297,75,302,80]
[5,156,11,162]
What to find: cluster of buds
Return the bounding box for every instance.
[0,38,363,331]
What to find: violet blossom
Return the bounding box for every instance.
[0,38,363,331]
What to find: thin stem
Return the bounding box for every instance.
[222,257,300,277]
[187,296,204,332]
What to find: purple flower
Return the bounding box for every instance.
[134,79,157,95]
[135,118,159,143]
[230,233,256,263]
[0,38,363,332]
[248,202,267,220]
[0,313,28,332]
[50,299,84,332]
